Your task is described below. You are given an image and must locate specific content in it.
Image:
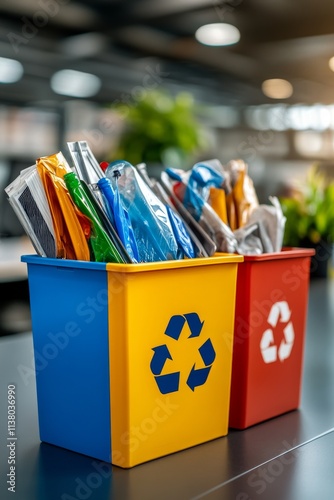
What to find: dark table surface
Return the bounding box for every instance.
[1,277,333,500]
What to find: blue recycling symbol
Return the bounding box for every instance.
[150,313,216,394]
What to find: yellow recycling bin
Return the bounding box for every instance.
[22,253,243,468]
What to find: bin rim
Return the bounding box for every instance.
[106,253,243,273]
[240,247,316,262]
[21,253,244,273]
[21,254,107,271]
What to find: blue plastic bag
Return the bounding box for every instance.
[165,161,238,253]
[98,176,139,263]
[165,161,225,221]
[166,205,195,259]
[105,161,179,262]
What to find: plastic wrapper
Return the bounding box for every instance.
[165,205,195,259]
[67,141,104,185]
[160,171,216,257]
[80,180,132,263]
[36,152,91,261]
[209,187,228,225]
[64,172,126,263]
[97,176,139,263]
[226,196,286,255]
[135,163,195,259]
[243,196,285,252]
[165,163,238,253]
[166,161,225,216]
[152,181,200,257]
[234,221,273,255]
[67,140,106,211]
[4,165,57,258]
[225,159,259,229]
[105,160,179,262]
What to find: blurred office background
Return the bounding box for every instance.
[1,0,334,333]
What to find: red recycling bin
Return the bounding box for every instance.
[229,247,315,429]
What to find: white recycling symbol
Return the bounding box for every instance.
[260,301,295,364]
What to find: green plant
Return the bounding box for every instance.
[108,89,208,168]
[280,165,334,246]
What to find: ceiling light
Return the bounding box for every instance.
[51,69,101,98]
[329,56,334,72]
[261,79,293,99]
[0,57,23,83]
[195,23,240,47]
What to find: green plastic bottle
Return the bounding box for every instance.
[64,171,124,263]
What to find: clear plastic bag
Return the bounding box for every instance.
[235,196,286,254]
[105,161,179,262]
[135,163,195,259]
